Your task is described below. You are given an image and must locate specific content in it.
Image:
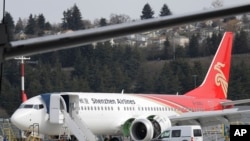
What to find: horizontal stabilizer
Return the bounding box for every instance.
[221,99,250,107]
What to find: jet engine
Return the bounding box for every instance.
[130,115,171,141]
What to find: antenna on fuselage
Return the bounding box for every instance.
[121,89,124,94]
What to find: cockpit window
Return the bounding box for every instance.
[39,104,44,109]
[19,104,44,110]
[21,104,33,109]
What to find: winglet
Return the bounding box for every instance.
[185,32,233,99]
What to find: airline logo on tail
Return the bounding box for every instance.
[214,62,228,98]
[185,32,233,99]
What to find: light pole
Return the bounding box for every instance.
[15,56,30,102]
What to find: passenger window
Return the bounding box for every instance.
[193,129,202,137]
[172,130,181,137]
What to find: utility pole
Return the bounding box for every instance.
[15,56,30,102]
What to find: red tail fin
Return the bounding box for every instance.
[185,32,233,99]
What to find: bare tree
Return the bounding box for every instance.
[109,14,131,24]
[211,0,223,8]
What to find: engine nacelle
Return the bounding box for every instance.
[130,116,171,141]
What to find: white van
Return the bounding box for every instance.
[152,125,203,141]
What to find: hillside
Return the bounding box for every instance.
[143,53,250,78]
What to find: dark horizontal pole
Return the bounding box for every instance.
[5,3,250,60]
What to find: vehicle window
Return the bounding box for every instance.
[193,129,202,137]
[159,130,170,139]
[172,130,181,137]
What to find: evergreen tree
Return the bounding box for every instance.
[175,46,186,59]
[228,61,250,99]
[161,37,171,59]
[170,60,193,93]
[71,4,84,30]
[25,14,36,35]
[44,22,52,30]
[37,14,46,36]
[187,34,199,57]
[210,32,222,55]
[62,4,84,30]
[99,18,108,27]
[192,61,204,86]
[141,3,154,19]
[37,14,45,30]
[159,4,172,17]
[233,30,249,54]
[3,12,15,40]
[155,62,180,93]
[15,18,24,34]
[62,10,70,30]
[135,67,154,93]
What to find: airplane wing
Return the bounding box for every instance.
[3,3,250,60]
[169,109,250,126]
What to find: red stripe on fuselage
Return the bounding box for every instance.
[137,94,229,112]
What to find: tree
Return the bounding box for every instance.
[15,18,24,34]
[233,30,249,54]
[207,32,222,55]
[141,3,154,20]
[37,14,46,36]
[211,0,223,8]
[192,61,204,86]
[155,62,180,93]
[159,4,172,17]
[99,18,108,27]
[37,14,45,30]
[161,37,171,59]
[110,14,130,24]
[187,34,199,57]
[242,14,250,24]
[3,12,15,40]
[44,22,52,30]
[25,14,36,35]
[62,4,84,30]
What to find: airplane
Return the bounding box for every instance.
[1,3,249,141]
[10,32,250,141]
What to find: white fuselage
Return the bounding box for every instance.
[11,92,182,136]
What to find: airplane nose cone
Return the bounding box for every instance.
[11,110,31,130]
